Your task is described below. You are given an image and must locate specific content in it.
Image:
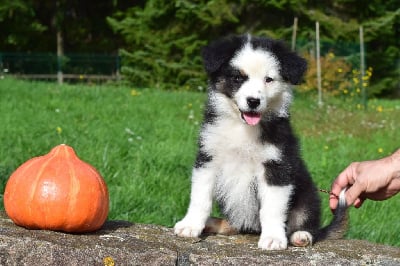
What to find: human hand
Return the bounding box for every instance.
[330,150,400,210]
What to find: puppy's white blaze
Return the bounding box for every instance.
[231,43,280,80]
[257,183,293,250]
[234,78,266,112]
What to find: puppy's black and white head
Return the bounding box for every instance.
[202,35,307,125]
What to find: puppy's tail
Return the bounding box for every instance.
[316,188,349,242]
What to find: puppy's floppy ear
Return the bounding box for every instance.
[201,35,244,76]
[270,41,307,85]
[279,51,307,85]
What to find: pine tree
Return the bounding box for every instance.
[108,0,399,95]
[107,0,243,89]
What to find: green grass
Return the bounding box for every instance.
[0,78,399,247]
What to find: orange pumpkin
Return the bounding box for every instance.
[4,144,109,233]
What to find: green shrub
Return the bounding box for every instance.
[300,52,374,108]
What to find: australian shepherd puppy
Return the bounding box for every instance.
[174,34,347,250]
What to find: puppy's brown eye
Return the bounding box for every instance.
[265,77,273,83]
[234,75,243,82]
[232,73,247,83]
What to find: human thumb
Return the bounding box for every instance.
[344,183,363,207]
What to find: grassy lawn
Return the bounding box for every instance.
[0,78,399,247]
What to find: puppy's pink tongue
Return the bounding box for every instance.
[242,112,261,126]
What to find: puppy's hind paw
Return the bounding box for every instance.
[174,219,204,238]
[290,231,313,247]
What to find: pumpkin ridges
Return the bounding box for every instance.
[86,167,109,231]
[51,144,108,232]
[5,155,53,228]
[52,145,94,232]
[87,173,109,231]
[32,146,73,230]
[30,152,64,229]
[72,185,101,232]
[64,151,81,231]
[66,157,100,232]
[87,163,110,229]
[4,157,38,226]
[4,144,109,233]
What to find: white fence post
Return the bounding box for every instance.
[359,25,367,109]
[291,17,298,51]
[316,21,323,106]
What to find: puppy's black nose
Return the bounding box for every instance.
[247,97,260,109]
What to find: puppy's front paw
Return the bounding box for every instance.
[290,231,313,247]
[258,235,288,250]
[174,217,205,238]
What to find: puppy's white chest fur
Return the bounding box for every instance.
[201,115,281,231]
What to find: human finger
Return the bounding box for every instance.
[329,194,338,211]
[331,164,357,196]
[354,198,365,208]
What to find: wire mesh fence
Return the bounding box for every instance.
[0,53,120,82]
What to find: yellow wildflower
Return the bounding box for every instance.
[378,148,384,154]
[376,106,383,112]
[56,127,62,134]
[103,256,115,266]
[130,89,141,96]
